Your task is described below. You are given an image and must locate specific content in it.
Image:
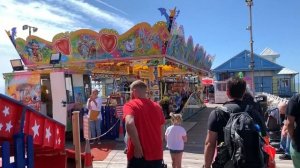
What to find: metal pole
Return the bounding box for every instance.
[298,73,300,93]
[247,0,255,95]
[29,26,31,36]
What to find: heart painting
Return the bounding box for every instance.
[54,38,70,55]
[99,34,117,53]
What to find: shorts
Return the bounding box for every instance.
[290,142,300,168]
[169,149,184,154]
[127,157,163,168]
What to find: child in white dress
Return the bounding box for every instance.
[165,113,187,168]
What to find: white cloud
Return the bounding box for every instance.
[64,0,134,32]
[0,0,134,94]
[0,0,87,40]
[0,0,90,94]
[95,0,128,15]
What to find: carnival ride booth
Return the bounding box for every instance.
[3,10,213,142]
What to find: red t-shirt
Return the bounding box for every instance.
[123,98,165,161]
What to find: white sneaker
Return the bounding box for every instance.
[97,141,101,145]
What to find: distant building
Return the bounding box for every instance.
[213,49,298,97]
[260,48,280,63]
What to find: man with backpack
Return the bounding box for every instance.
[203,77,267,168]
[286,93,300,167]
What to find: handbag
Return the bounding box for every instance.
[89,110,99,121]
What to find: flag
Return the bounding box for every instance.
[28,111,45,145]
[43,119,55,148]
[0,98,23,138]
[54,123,65,150]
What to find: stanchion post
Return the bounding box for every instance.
[115,106,124,141]
[72,111,82,168]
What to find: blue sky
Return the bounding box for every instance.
[1,0,300,93]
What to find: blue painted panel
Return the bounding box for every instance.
[254,76,272,93]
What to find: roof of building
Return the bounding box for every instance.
[260,47,280,56]
[278,67,299,75]
[213,50,284,73]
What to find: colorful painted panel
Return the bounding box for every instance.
[73,86,85,104]
[14,22,169,66]
[5,73,41,111]
[167,25,214,70]
[13,21,214,72]
[15,36,53,65]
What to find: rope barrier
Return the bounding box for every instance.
[89,118,121,141]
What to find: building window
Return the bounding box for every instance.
[280,79,289,88]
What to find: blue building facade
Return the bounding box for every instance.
[213,50,297,97]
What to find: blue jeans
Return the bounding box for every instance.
[280,135,291,155]
[90,119,102,138]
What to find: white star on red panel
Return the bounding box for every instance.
[2,106,10,117]
[57,138,61,145]
[5,121,13,132]
[31,120,40,139]
[45,126,52,142]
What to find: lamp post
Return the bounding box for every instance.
[22,25,38,36]
[245,0,255,95]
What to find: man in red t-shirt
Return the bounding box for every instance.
[123,80,165,168]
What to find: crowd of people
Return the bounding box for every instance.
[159,90,191,119]
[84,78,299,168]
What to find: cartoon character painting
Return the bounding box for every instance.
[124,38,136,52]
[25,40,43,62]
[77,35,97,59]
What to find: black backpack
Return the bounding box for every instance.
[212,104,268,168]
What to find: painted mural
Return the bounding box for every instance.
[14,22,169,66]
[5,73,41,111]
[13,21,214,71]
[15,36,53,65]
[73,86,85,104]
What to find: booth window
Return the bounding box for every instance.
[65,74,74,103]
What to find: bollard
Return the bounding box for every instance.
[84,139,93,168]
[115,106,124,141]
[72,111,82,168]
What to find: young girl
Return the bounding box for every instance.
[165,113,187,168]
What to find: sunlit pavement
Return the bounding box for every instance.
[93,103,294,168]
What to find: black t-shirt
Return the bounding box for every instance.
[286,94,300,152]
[207,107,229,144]
[208,100,268,144]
